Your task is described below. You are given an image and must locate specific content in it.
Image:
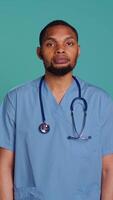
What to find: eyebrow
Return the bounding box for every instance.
[44,36,76,42]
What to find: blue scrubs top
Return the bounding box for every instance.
[0,76,113,200]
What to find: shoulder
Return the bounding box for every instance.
[2,77,42,107]
[77,76,113,107]
[8,77,41,95]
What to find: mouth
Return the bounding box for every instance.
[53,56,69,65]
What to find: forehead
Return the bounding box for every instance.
[43,25,77,41]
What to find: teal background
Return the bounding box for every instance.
[0,0,113,102]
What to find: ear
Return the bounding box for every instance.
[36,47,43,60]
[77,45,80,57]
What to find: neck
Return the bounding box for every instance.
[44,72,73,91]
[44,72,74,103]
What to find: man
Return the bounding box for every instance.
[0,20,113,200]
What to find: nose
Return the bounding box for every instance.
[56,49,65,54]
[56,45,65,54]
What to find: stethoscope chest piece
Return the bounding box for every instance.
[39,122,50,134]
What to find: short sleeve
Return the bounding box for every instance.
[0,93,16,152]
[101,96,113,156]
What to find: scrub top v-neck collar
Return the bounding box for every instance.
[42,78,78,110]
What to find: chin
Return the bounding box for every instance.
[45,64,74,76]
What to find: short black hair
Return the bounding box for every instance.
[39,20,78,46]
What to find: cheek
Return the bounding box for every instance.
[70,50,79,63]
[42,49,53,60]
[42,53,53,66]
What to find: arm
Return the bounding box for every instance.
[0,148,14,200]
[101,154,113,200]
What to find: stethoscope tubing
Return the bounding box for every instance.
[38,75,91,140]
[39,75,46,122]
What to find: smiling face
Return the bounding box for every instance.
[37,25,80,76]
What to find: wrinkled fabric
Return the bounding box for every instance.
[0,76,113,200]
[14,187,44,200]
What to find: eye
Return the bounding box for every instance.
[46,42,55,47]
[66,41,74,46]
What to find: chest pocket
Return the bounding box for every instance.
[70,134,100,162]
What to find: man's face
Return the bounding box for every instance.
[37,25,80,76]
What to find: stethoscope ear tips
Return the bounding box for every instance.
[39,123,50,134]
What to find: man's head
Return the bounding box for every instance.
[39,20,79,46]
[37,20,80,76]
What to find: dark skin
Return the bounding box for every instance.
[37,25,80,103]
[37,25,80,71]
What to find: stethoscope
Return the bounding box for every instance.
[39,75,92,141]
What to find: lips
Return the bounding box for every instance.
[53,56,69,64]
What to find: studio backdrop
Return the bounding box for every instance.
[0,0,113,102]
